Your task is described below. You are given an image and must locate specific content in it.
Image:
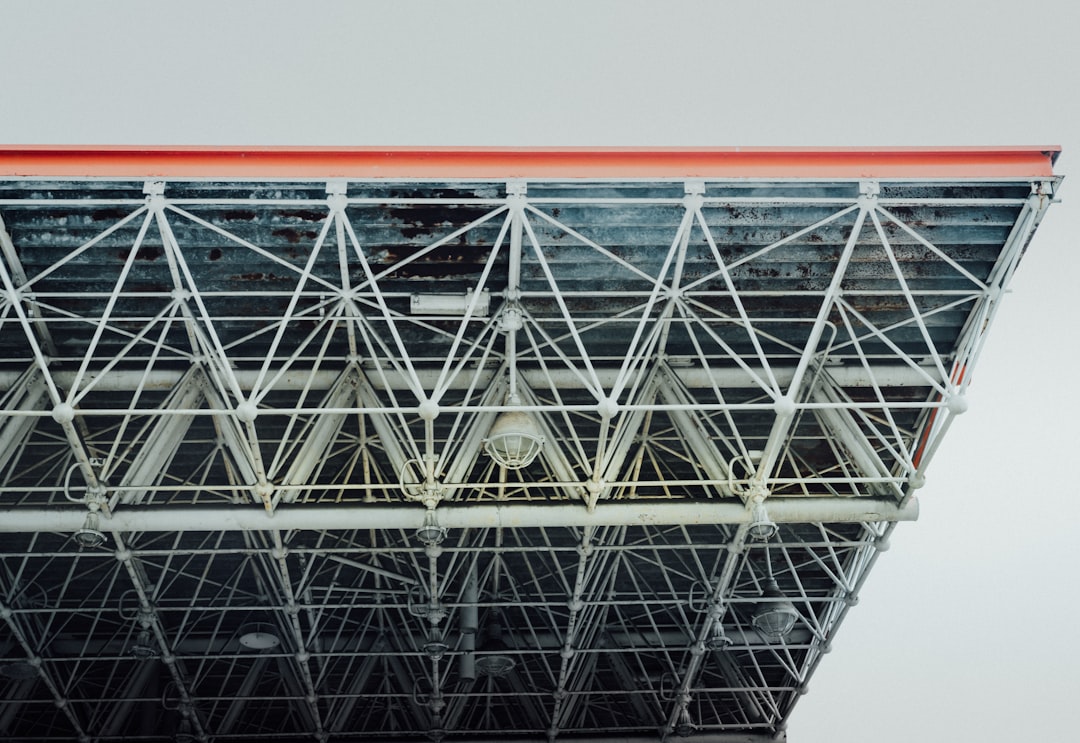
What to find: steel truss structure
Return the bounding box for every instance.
[0,147,1060,743]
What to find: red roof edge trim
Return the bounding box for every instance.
[0,146,1061,179]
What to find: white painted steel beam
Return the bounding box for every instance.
[0,364,945,395]
[810,380,896,498]
[0,497,917,534]
[274,368,358,505]
[656,369,734,496]
[0,368,46,476]
[111,368,203,506]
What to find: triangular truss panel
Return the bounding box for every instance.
[0,147,1059,743]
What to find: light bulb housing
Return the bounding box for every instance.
[748,500,778,541]
[752,579,799,640]
[676,707,694,737]
[423,628,449,661]
[415,509,447,546]
[174,718,195,743]
[130,629,158,660]
[475,611,516,677]
[73,512,107,548]
[705,619,733,651]
[484,410,544,469]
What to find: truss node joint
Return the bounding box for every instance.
[683,192,704,211]
[51,402,75,424]
[597,395,619,419]
[327,193,347,212]
[418,398,440,421]
[773,395,796,418]
[945,393,969,415]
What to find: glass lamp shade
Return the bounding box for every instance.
[747,501,778,541]
[475,612,516,677]
[415,509,447,546]
[705,619,733,651]
[73,512,107,548]
[474,638,516,678]
[423,628,449,661]
[484,410,544,469]
[751,579,799,640]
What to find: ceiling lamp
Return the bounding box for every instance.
[72,511,107,548]
[485,300,544,470]
[751,578,799,640]
[676,706,695,737]
[747,498,777,542]
[174,706,196,743]
[484,402,544,469]
[174,719,195,743]
[705,619,733,651]
[422,627,449,661]
[130,629,158,660]
[474,609,516,678]
[238,624,281,650]
[415,508,447,546]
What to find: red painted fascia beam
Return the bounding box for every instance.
[0,145,1060,179]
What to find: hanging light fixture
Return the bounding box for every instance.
[238,623,281,651]
[705,618,733,651]
[415,508,447,546]
[676,706,695,737]
[127,610,158,660]
[484,401,544,469]
[484,299,544,470]
[422,627,449,661]
[752,578,799,640]
[750,532,799,641]
[174,705,196,743]
[747,496,777,542]
[474,609,516,677]
[129,628,157,660]
[72,510,107,548]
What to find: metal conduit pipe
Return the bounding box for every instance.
[0,497,917,535]
[459,562,478,682]
[0,364,941,394]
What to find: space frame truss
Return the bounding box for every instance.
[0,160,1058,743]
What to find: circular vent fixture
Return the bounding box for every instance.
[238,624,281,650]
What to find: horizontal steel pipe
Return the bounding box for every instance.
[0,364,940,394]
[0,497,917,534]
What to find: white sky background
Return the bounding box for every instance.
[2,1,1078,740]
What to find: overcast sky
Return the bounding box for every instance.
[2,1,1078,741]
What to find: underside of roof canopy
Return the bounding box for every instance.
[0,147,1060,743]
